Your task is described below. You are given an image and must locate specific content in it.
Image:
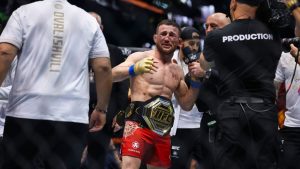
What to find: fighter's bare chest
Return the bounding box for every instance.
[142,63,180,85]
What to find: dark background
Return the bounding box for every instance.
[0,0,295,48]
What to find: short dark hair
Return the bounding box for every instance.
[156,19,181,35]
[237,0,263,6]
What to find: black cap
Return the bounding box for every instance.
[237,0,263,6]
[181,26,200,41]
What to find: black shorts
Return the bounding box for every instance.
[170,128,202,169]
[3,116,88,169]
[279,126,300,169]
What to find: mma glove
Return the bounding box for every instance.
[129,57,155,76]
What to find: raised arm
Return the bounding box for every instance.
[112,53,137,82]
[112,51,157,82]
[173,65,200,111]
[174,78,200,111]
[199,53,210,71]
[175,59,205,111]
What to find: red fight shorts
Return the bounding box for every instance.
[121,121,171,168]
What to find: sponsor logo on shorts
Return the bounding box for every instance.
[132,141,140,149]
[127,141,141,154]
[171,146,180,151]
[171,146,180,158]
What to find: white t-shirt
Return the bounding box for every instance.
[170,50,203,136]
[0,0,109,124]
[275,52,300,127]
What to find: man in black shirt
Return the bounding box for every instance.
[194,12,231,169]
[203,0,281,169]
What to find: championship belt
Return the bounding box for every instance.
[141,96,174,136]
[125,103,135,118]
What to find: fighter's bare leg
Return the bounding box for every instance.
[122,156,142,169]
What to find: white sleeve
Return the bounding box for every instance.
[89,27,110,58]
[10,58,17,81]
[0,86,12,100]
[0,8,23,49]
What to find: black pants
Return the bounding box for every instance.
[279,127,300,169]
[0,136,3,169]
[198,112,215,169]
[170,128,202,169]
[81,125,111,169]
[214,101,278,169]
[2,116,88,169]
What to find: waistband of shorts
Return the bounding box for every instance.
[125,102,148,128]
[126,96,173,128]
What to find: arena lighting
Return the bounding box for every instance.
[199,5,215,22]
[180,0,192,7]
[167,12,194,26]
[121,0,164,14]
[152,0,169,9]
[95,0,109,7]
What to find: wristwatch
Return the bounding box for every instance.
[205,68,212,80]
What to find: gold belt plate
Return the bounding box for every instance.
[142,96,174,136]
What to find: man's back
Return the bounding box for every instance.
[0,0,109,124]
[204,19,281,99]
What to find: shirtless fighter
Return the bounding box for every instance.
[112,20,204,169]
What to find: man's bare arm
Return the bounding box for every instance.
[175,79,200,111]
[112,55,136,82]
[0,43,18,85]
[112,51,156,82]
[89,57,112,132]
[92,57,112,111]
[274,80,282,100]
[199,53,210,70]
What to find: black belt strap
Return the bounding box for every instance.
[125,102,149,128]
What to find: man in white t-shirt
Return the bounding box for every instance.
[0,0,112,169]
[274,26,300,169]
[169,26,204,169]
[279,4,300,166]
[275,52,300,169]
